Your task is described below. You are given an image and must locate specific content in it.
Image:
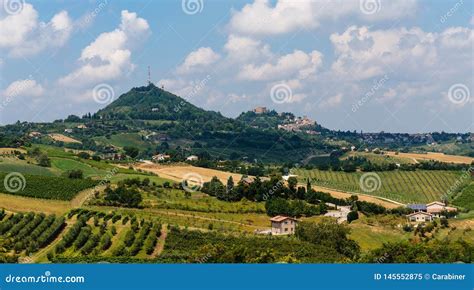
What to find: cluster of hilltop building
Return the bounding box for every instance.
[252,107,318,134]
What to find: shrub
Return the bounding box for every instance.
[347,211,359,223]
[64,169,84,179]
[100,233,112,251]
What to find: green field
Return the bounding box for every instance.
[453,182,474,211]
[343,152,414,165]
[415,141,474,157]
[51,157,107,178]
[348,218,411,251]
[142,187,265,214]
[292,168,465,203]
[94,133,150,150]
[0,158,57,176]
[0,172,99,200]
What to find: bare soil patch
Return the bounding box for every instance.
[48,133,81,144]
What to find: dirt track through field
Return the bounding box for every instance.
[71,185,106,207]
[151,224,168,257]
[306,185,404,209]
[31,222,72,263]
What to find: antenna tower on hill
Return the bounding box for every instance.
[147,66,151,85]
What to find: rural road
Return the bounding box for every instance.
[309,184,405,209]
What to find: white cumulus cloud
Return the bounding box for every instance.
[3,79,44,98]
[228,0,418,36]
[177,47,221,74]
[58,10,150,87]
[238,50,323,81]
[0,3,72,57]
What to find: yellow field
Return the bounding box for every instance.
[0,192,70,215]
[0,185,104,215]
[48,133,81,144]
[0,148,27,155]
[133,162,246,184]
[384,151,474,164]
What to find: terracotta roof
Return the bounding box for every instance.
[270,215,296,222]
[444,206,458,212]
[426,201,445,207]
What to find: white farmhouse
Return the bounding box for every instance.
[270,216,297,235]
[152,153,170,162]
[406,211,433,223]
[186,155,199,161]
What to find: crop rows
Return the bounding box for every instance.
[0,172,99,200]
[50,210,161,261]
[293,169,464,203]
[0,211,65,258]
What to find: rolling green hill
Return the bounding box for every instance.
[293,168,466,204]
[88,84,330,162]
[96,84,230,124]
[453,182,474,210]
[0,158,57,176]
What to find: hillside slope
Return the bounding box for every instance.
[96,84,229,124]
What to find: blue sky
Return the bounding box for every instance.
[0,0,472,133]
